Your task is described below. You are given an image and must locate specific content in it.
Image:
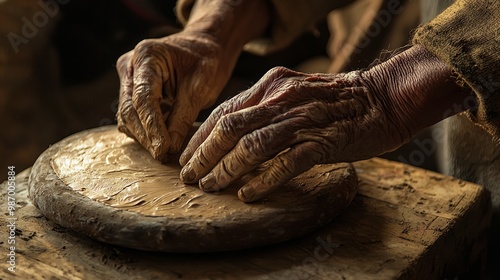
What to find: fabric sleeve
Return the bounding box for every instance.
[175,0,354,55]
[413,0,500,139]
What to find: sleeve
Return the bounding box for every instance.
[175,0,354,55]
[413,0,500,139]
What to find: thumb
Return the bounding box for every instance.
[166,92,201,154]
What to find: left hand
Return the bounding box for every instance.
[179,66,416,202]
[116,32,229,161]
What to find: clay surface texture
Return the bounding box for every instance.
[29,126,358,252]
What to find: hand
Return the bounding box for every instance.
[179,66,415,202]
[116,32,228,161]
[179,45,470,203]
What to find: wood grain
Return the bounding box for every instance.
[1,158,491,279]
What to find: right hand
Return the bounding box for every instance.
[179,45,469,202]
[179,67,414,202]
[116,32,229,161]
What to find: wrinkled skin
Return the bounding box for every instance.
[116,31,466,203]
[179,67,414,202]
[116,32,228,161]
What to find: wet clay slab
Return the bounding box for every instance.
[28,126,358,252]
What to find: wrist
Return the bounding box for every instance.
[361,45,473,141]
[181,0,269,86]
[183,0,269,52]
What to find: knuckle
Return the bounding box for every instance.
[117,52,131,68]
[280,79,301,93]
[134,39,157,53]
[262,159,294,186]
[212,100,234,118]
[264,66,297,83]
[196,145,210,167]
[219,160,235,178]
[267,66,289,78]
[275,156,296,176]
[133,40,166,69]
[305,142,329,163]
[242,129,271,155]
[210,105,225,120]
[215,114,239,142]
[135,60,161,79]
[137,39,170,57]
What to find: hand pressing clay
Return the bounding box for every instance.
[29,126,358,252]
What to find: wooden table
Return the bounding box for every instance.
[0,158,491,279]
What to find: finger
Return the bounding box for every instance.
[180,105,282,184]
[164,86,201,155]
[131,48,171,161]
[160,81,175,123]
[178,99,243,166]
[197,117,308,192]
[179,66,292,166]
[237,141,325,202]
[116,52,152,149]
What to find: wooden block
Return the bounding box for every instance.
[0,158,491,279]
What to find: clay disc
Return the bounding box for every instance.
[28,126,358,252]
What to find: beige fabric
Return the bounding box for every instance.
[327,0,385,72]
[441,114,500,240]
[176,0,419,72]
[327,0,420,73]
[413,0,500,139]
[176,0,354,55]
[416,0,500,242]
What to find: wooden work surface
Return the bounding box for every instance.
[0,158,491,279]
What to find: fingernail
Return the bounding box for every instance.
[238,187,255,202]
[151,136,162,148]
[181,163,196,183]
[149,137,163,160]
[200,173,218,191]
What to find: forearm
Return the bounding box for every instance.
[361,44,473,141]
[183,0,270,75]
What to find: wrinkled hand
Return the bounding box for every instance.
[116,32,227,161]
[179,67,416,202]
